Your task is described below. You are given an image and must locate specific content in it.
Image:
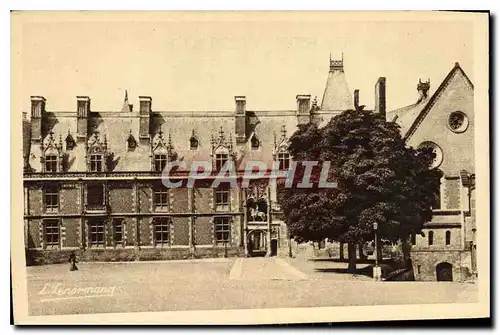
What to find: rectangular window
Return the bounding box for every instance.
[44,186,59,213]
[45,155,58,173]
[88,220,105,247]
[153,185,169,211]
[428,231,434,246]
[215,154,228,171]
[154,154,168,172]
[113,218,124,246]
[215,186,230,211]
[43,219,60,248]
[87,184,105,210]
[278,152,290,171]
[410,234,416,246]
[154,218,170,246]
[90,154,103,172]
[214,216,231,243]
[445,231,451,246]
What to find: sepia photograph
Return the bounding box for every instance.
[10,10,490,325]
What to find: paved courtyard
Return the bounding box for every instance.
[27,256,478,316]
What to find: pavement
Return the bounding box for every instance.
[27,256,478,316]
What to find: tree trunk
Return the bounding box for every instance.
[339,242,344,260]
[347,243,357,272]
[358,243,366,260]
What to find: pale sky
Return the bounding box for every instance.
[15,12,473,114]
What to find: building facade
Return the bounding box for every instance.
[388,62,476,282]
[22,57,475,282]
[24,57,382,265]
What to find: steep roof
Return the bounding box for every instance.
[404,62,474,141]
[387,62,474,140]
[320,58,354,111]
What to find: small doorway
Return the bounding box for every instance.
[270,239,278,256]
[247,230,267,257]
[436,262,453,281]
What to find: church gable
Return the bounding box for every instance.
[405,63,474,175]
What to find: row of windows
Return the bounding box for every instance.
[43,152,292,173]
[411,230,452,246]
[42,185,231,213]
[41,217,231,248]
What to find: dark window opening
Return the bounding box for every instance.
[87,184,104,208]
[215,153,228,171]
[44,219,60,248]
[445,231,451,246]
[45,155,58,172]
[428,231,434,246]
[190,137,199,150]
[154,218,170,246]
[113,219,124,246]
[410,234,416,246]
[214,216,231,243]
[153,185,169,211]
[278,152,290,171]
[154,154,167,172]
[44,186,59,213]
[251,135,259,149]
[89,154,103,172]
[88,220,105,247]
[215,185,230,211]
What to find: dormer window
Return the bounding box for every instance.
[127,131,137,151]
[86,131,109,172]
[45,154,58,173]
[251,134,260,149]
[190,137,199,150]
[215,153,228,171]
[151,128,174,173]
[278,151,290,170]
[65,132,76,151]
[154,154,168,173]
[90,154,103,172]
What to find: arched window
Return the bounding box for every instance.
[445,231,451,246]
[428,231,434,246]
[432,170,442,210]
[410,234,416,246]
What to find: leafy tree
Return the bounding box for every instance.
[279,109,441,271]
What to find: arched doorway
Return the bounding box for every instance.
[247,230,267,257]
[436,262,453,281]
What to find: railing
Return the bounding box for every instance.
[85,203,108,212]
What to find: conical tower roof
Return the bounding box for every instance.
[320,55,354,111]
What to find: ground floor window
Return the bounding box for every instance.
[88,220,105,247]
[43,219,60,248]
[214,216,231,244]
[154,218,170,247]
[113,218,124,246]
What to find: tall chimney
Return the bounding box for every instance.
[76,96,90,139]
[374,77,386,118]
[296,95,311,125]
[30,96,46,141]
[354,89,360,110]
[139,96,152,139]
[235,96,246,144]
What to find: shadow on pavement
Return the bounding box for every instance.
[314,264,374,278]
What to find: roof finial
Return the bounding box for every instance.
[122,89,131,112]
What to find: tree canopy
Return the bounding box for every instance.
[279,109,442,255]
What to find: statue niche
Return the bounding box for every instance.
[247,197,268,222]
